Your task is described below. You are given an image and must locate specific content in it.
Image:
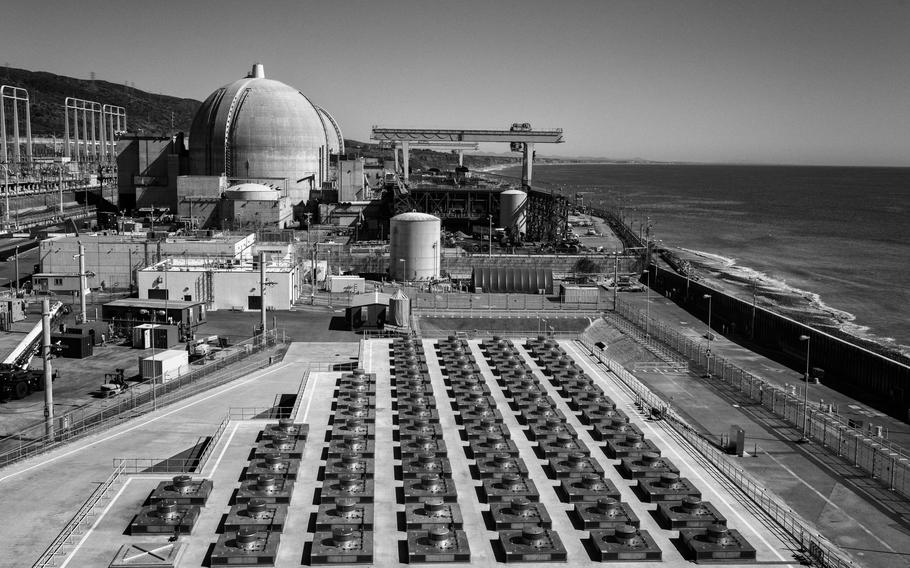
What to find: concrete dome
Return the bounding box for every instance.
[188,63,335,204]
[224,183,280,201]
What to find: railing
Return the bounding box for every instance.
[112,413,231,474]
[32,462,127,568]
[577,337,857,568]
[228,406,295,421]
[290,370,312,419]
[613,298,910,499]
[415,329,582,340]
[0,329,288,471]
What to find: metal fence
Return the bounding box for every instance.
[613,298,910,500]
[0,329,287,470]
[305,289,613,313]
[414,329,582,340]
[577,337,857,568]
[112,413,232,475]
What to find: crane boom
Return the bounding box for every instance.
[2,301,63,369]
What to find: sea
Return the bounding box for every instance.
[498,163,910,357]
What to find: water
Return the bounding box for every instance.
[500,163,910,355]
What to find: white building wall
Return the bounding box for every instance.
[40,233,257,291]
[137,266,298,311]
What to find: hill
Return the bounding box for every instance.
[1,66,201,137]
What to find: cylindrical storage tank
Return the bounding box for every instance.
[389,212,441,281]
[499,189,527,236]
[388,289,411,327]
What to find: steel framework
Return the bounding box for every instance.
[526,188,569,242]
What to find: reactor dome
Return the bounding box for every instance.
[187,63,342,204]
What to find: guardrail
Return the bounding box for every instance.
[613,298,910,499]
[577,337,857,568]
[0,329,287,471]
[32,462,127,568]
[228,406,295,421]
[112,413,232,475]
[414,330,582,340]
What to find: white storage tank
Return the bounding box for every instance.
[389,212,441,281]
[499,189,528,236]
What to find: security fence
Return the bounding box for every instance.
[0,329,287,470]
[613,297,910,500]
[577,337,858,568]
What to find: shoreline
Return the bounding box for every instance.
[665,245,910,361]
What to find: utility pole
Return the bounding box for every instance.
[42,299,54,438]
[14,245,19,296]
[77,242,87,323]
[311,246,316,305]
[612,253,618,311]
[260,252,267,336]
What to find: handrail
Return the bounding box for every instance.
[32,462,127,568]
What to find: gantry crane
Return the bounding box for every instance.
[371,124,564,187]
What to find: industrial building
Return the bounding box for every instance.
[116,134,186,212]
[36,232,256,292]
[136,256,300,311]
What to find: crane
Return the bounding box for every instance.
[0,301,63,400]
[371,124,564,186]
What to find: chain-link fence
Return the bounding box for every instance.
[612,297,910,500]
[577,337,857,568]
[0,329,287,470]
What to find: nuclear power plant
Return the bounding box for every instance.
[0,62,904,568]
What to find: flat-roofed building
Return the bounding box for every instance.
[38,232,256,292]
[136,256,299,311]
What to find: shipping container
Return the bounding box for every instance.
[51,333,94,359]
[326,275,366,294]
[140,350,189,383]
[132,324,180,349]
[560,284,601,304]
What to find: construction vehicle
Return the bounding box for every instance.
[100,368,127,398]
[0,302,63,401]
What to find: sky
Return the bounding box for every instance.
[2,0,909,166]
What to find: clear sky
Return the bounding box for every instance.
[2,0,908,166]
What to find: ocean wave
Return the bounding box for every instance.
[672,246,910,355]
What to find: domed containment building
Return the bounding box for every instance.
[187,63,342,206]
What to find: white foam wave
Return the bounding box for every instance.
[669,246,909,352]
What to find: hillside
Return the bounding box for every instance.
[3,66,570,170]
[1,66,201,137]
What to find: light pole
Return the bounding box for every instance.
[799,334,811,442]
[488,214,493,258]
[643,269,651,340]
[703,293,713,377]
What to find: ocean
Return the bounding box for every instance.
[499,163,910,356]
